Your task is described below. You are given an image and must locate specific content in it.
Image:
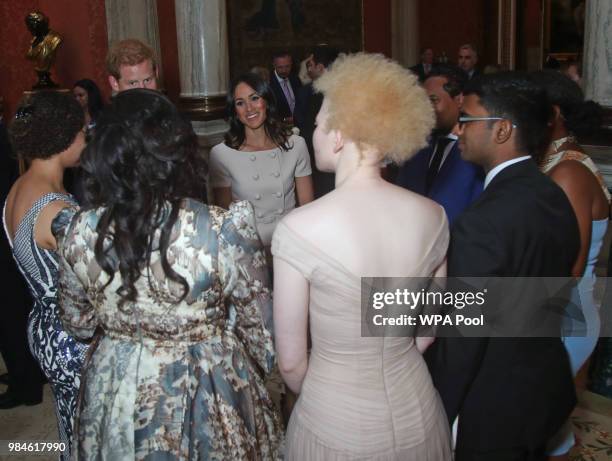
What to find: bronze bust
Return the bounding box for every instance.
[25,11,62,89]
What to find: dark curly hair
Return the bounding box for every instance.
[531,70,602,138]
[80,89,206,307]
[9,91,84,162]
[73,79,105,121]
[224,72,292,151]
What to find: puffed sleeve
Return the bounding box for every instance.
[217,201,275,374]
[209,143,233,188]
[52,208,98,340]
[292,135,312,177]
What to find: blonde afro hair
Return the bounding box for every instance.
[314,53,434,163]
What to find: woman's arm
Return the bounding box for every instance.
[549,161,594,278]
[416,259,447,353]
[33,200,73,250]
[212,187,232,210]
[274,256,310,393]
[52,208,98,341]
[295,175,314,206]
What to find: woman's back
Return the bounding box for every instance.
[282,180,448,277]
[273,182,451,459]
[56,199,282,460]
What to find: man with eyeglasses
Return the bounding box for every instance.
[396,65,484,223]
[425,72,580,460]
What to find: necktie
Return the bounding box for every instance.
[282,78,295,114]
[425,137,452,194]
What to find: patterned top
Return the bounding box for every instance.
[3,192,88,460]
[53,199,282,460]
[209,134,312,245]
[542,148,611,203]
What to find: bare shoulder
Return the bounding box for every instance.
[280,196,323,231]
[392,184,447,222]
[549,159,595,189]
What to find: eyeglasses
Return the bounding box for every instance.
[458,113,517,128]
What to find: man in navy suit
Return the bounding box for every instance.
[396,65,483,223]
[269,50,302,123]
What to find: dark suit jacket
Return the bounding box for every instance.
[466,68,481,80]
[294,83,335,198]
[425,159,580,456]
[269,73,302,120]
[396,139,483,224]
[409,63,435,82]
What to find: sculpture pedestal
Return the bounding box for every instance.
[32,71,59,90]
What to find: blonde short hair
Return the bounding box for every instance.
[314,53,434,163]
[106,39,157,79]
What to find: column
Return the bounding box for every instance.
[104,0,164,83]
[174,0,229,139]
[174,0,230,202]
[391,0,419,68]
[583,0,612,107]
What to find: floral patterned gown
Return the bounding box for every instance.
[52,200,282,460]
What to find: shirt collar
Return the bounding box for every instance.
[484,156,531,189]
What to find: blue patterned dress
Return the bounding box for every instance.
[53,200,282,460]
[2,192,88,460]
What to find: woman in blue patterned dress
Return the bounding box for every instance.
[53,89,282,460]
[3,91,89,459]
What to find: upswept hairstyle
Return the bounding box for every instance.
[224,72,292,151]
[106,39,157,79]
[10,91,84,162]
[530,70,602,138]
[73,78,105,121]
[313,52,434,163]
[80,89,206,306]
[427,65,468,97]
[464,72,551,157]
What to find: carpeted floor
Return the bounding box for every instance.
[1,363,611,461]
[570,391,612,461]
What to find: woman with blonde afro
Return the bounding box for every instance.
[272,53,452,460]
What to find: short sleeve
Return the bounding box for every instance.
[52,208,98,340]
[292,135,312,177]
[271,220,316,281]
[217,201,275,374]
[209,143,233,188]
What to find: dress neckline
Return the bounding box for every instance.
[2,192,74,248]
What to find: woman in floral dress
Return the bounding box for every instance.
[53,89,282,460]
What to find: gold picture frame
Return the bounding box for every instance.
[226,0,363,79]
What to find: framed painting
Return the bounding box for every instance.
[543,0,586,63]
[227,0,363,79]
